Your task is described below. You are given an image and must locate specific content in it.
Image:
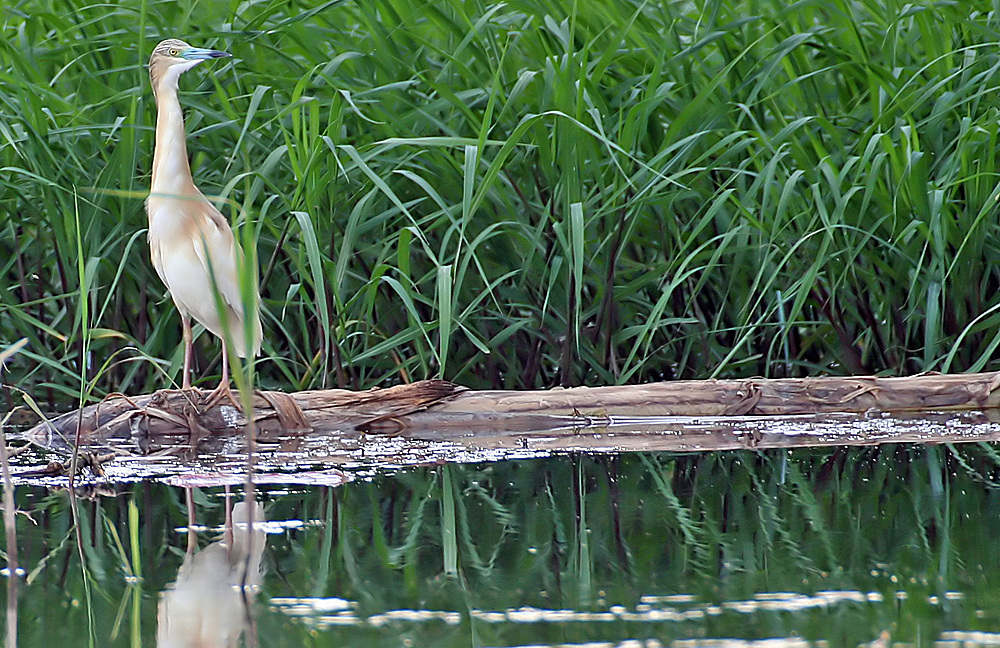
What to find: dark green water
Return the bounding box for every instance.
[6,446,1000,646]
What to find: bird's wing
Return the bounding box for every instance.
[190,197,263,356]
[189,199,245,314]
[148,233,167,286]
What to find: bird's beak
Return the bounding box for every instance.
[182,47,231,60]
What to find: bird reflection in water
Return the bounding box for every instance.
[157,499,266,648]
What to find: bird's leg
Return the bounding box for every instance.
[206,342,240,410]
[181,314,194,390]
[220,340,229,386]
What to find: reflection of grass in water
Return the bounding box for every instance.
[27,446,1000,645]
[9,445,1000,644]
[289,447,1000,645]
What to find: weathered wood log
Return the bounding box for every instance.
[20,373,1000,458]
[428,371,1000,417]
[24,380,464,453]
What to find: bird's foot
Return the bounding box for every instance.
[205,380,243,412]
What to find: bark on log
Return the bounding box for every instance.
[21,373,1000,457]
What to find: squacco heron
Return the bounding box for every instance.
[146,39,261,397]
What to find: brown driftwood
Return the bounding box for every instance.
[24,380,464,453]
[20,372,1000,460]
[435,372,1000,416]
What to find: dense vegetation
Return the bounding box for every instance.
[3,0,1000,405]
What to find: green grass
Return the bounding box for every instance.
[3,0,1000,406]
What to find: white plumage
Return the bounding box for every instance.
[146,39,261,392]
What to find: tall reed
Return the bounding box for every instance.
[3,0,1000,406]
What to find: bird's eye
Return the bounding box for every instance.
[168,48,178,56]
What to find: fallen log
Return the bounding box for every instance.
[23,380,463,453]
[430,371,1000,417]
[20,372,1000,457]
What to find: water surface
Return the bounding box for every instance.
[5,442,1000,647]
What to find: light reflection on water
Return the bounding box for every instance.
[939,632,1000,645]
[268,589,960,627]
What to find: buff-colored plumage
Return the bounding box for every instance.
[146,39,261,392]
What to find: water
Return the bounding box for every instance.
[4,443,1000,646]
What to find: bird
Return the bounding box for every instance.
[146,38,262,401]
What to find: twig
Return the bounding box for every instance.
[0,338,27,648]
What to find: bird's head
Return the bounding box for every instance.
[148,38,231,95]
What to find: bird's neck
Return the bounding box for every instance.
[150,83,197,198]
